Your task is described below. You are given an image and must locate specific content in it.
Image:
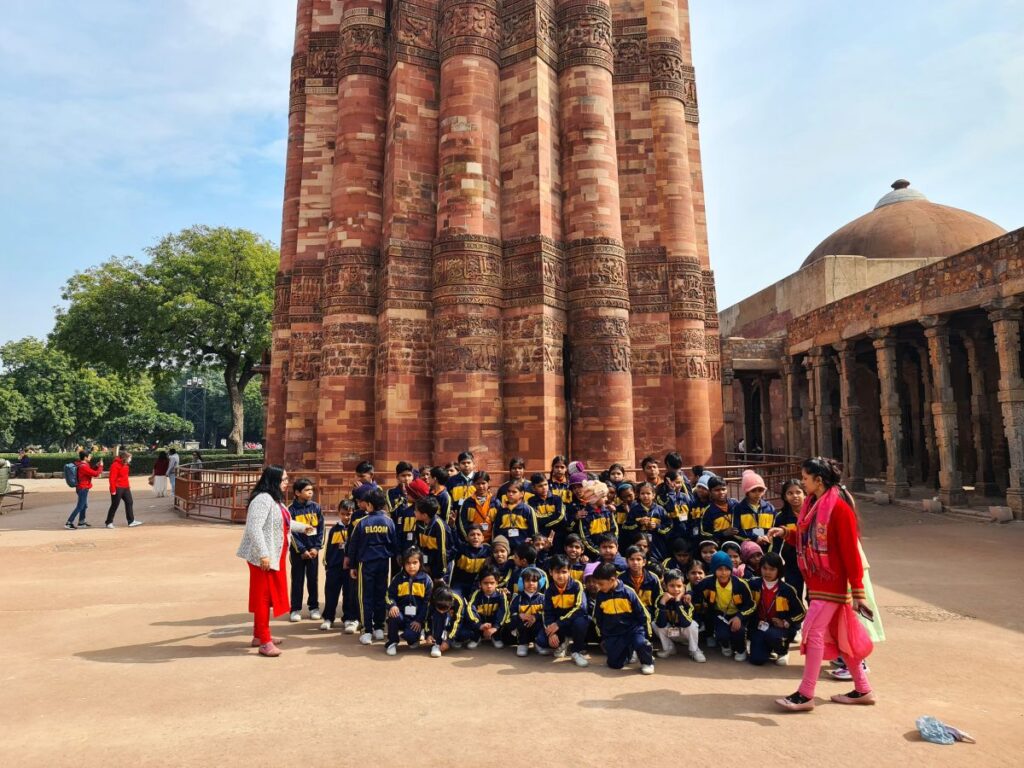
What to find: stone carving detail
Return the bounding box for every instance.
[567,240,628,296]
[558,2,614,72]
[437,343,501,373]
[307,32,340,91]
[571,316,629,339]
[501,0,558,68]
[377,317,433,376]
[435,315,501,339]
[273,274,292,322]
[679,328,706,352]
[433,236,504,304]
[323,248,378,312]
[672,350,707,380]
[648,38,686,102]
[440,0,502,63]
[321,321,377,376]
[288,269,323,323]
[339,12,387,77]
[705,360,721,381]
[290,331,323,381]
[289,54,307,114]
[669,259,705,320]
[631,348,671,375]
[391,2,438,67]
[574,342,631,373]
[502,342,564,376]
[682,64,699,122]
[705,333,721,357]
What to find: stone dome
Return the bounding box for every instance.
[801,180,1006,268]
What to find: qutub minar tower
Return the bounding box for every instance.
[266,0,724,477]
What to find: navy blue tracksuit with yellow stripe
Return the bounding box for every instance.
[417,516,454,582]
[593,582,654,669]
[288,499,324,613]
[508,590,546,645]
[323,521,357,624]
[466,588,509,640]
[348,509,397,632]
[385,570,433,647]
[746,576,806,665]
[542,577,588,653]
[694,574,755,653]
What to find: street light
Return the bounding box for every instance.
[183,377,207,447]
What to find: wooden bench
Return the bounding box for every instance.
[0,465,25,513]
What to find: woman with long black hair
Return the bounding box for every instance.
[236,465,314,657]
[768,457,875,711]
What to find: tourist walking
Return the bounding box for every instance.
[105,450,142,528]
[150,450,170,498]
[166,448,180,495]
[65,450,103,529]
[236,465,315,657]
[769,456,875,711]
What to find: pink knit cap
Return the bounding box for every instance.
[741,469,766,495]
[740,540,763,564]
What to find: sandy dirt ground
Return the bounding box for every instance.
[1,477,1022,767]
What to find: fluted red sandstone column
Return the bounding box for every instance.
[316,2,387,474]
[499,0,568,466]
[559,0,635,467]
[376,0,440,469]
[432,0,505,468]
[267,0,314,466]
[646,0,712,465]
[283,2,344,470]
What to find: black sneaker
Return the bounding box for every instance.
[64,522,76,530]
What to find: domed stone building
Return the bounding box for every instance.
[719,180,1024,517]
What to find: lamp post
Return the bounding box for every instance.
[183,376,207,447]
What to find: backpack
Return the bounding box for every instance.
[64,462,79,488]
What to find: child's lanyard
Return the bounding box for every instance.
[630,573,645,592]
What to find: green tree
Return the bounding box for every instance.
[53,226,278,454]
[97,411,194,447]
[153,369,265,448]
[0,382,30,449]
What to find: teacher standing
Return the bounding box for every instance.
[769,457,875,711]
[236,465,314,657]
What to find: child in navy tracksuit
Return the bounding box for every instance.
[321,500,356,631]
[288,479,324,621]
[426,586,472,657]
[466,569,509,648]
[450,524,491,596]
[508,567,547,652]
[653,569,705,662]
[385,547,433,655]
[415,495,454,583]
[347,488,397,644]
[694,551,755,660]
[592,562,655,674]
[746,552,806,666]
[734,470,776,546]
[540,555,590,665]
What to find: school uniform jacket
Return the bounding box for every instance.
[576,506,619,557]
[528,493,565,537]
[431,593,469,642]
[387,485,411,517]
[549,479,573,506]
[700,499,743,544]
[734,499,778,542]
[494,502,540,544]
[467,589,509,628]
[510,590,546,622]
[385,570,434,625]
[622,502,671,539]
[348,510,397,564]
[394,503,422,551]
[746,577,806,627]
[625,570,663,615]
[288,499,324,554]
[445,473,476,511]
[655,596,695,628]
[693,575,756,619]
[496,479,534,508]
[661,555,692,576]
[417,516,455,579]
[324,522,348,571]
[431,488,454,528]
[450,542,492,589]
[593,582,652,638]
[458,494,498,542]
[543,578,587,625]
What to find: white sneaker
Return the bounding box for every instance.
[640,664,655,675]
[572,651,590,668]
[430,645,443,658]
[492,639,504,649]
[319,620,331,631]
[289,611,301,623]
[690,648,707,663]
[721,646,733,657]
[372,628,385,641]
[310,609,322,621]
[343,621,358,634]
[105,523,115,529]
[128,520,143,527]
[358,633,373,645]
[775,653,789,666]
[466,640,479,649]
[516,645,529,657]
[536,645,550,655]
[628,652,639,665]
[734,651,748,662]
[385,643,398,656]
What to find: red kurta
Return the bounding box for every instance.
[247,505,290,617]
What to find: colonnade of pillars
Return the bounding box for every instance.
[776,299,1024,518]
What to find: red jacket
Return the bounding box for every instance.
[76,460,103,490]
[108,458,130,493]
[785,494,865,604]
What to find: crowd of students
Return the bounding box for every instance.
[282,451,830,676]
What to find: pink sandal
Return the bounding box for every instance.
[251,637,283,647]
[258,642,282,657]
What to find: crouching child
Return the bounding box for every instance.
[746,552,805,666]
[385,547,433,656]
[592,562,655,675]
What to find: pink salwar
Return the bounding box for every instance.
[798,600,872,698]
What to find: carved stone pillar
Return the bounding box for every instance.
[987,300,1024,518]
[317,3,387,473]
[267,0,314,466]
[808,347,835,459]
[963,333,999,496]
[759,374,774,453]
[432,0,505,466]
[644,0,712,464]
[834,341,865,491]
[871,330,910,498]
[721,365,736,456]
[803,356,818,457]
[376,0,440,467]
[912,342,939,488]
[558,0,635,466]
[783,359,802,458]
[921,316,967,507]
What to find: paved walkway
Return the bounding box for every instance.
[1,478,1021,766]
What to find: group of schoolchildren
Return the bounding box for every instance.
[285,451,809,676]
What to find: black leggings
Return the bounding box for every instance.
[105,488,135,525]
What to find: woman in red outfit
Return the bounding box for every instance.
[769,457,875,711]
[105,450,140,528]
[236,466,314,657]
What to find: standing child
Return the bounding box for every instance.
[614,482,635,535]
[425,586,471,657]
[592,562,656,675]
[105,450,141,528]
[415,496,454,583]
[700,477,741,545]
[654,570,705,662]
[466,568,509,648]
[348,488,397,645]
[446,451,478,512]
[459,471,498,543]
[384,547,433,656]
[770,479,805,598]
[487,535,514,590]
[321,500,356,631]
[694,551,755,661]
[494,481,540,544]
[563,533,589,583]
[575,480,618,558]
[528,473,565,550]
[735,470,776,546]
[623,545,663,618]
[288,478,324,622]
[395,477,430,552]
[387,461,416,517]
[496,457,532,506]
[597,534,628,574]
[509,567,547,654]
[540,555,590,666]
[450,524,492,596]
[622,483,670,557]
[746,552,805,666]
[548,455,572,505]
[427,467,455,528]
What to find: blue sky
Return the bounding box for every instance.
[2,0,1021,347]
